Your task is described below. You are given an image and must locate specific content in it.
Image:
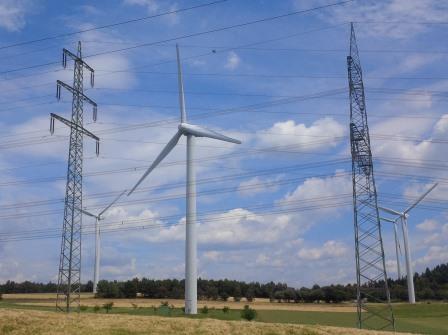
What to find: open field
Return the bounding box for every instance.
[0,308,408,335]
[1,294,447,334]
[1,293,356,312]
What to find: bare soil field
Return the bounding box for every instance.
[2,293,357,312]
[0,308,409,335]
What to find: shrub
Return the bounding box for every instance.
[222,306,230,313]
[201,305,209,314]
[93,305,100,313]
[103,302,114,313]
[80,305,88,311]
[241,305,256,321]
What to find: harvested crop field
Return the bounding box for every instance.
[0,308,407,335]
[2,293,356,312]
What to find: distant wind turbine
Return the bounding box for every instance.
[380,216,402,279]
[80,190,127,294]
[379,182,438,304]
[127,44,241,314]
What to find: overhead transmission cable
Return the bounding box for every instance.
[0,0,230,51]
[0,0,353,75]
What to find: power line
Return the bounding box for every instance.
[0,1,353,76]
[0,0,230,51]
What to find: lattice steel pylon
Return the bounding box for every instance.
[347,23,395,330]
[51,41,99,313]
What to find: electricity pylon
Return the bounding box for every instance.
[50,41,99,313]
[347,23,395,330]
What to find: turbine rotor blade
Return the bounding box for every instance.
[404,183,438,214]
[80,208,97,219]
[176,44,187,123]
[127,131,182,196]
[179,123,241,144]
[378,206,403,217]
[99,189,127,217]
[380,216,396,223]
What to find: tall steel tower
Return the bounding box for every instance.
[51,41,99,312]
[347,23,395,330]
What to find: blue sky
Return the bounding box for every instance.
[0,0,447,288]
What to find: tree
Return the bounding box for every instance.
[241,305,256,321]
[96,280,120,298]
[121,280,137,298]
[103,302,114,313]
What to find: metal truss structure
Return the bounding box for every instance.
[347,23,395,331]
[51,42,99,312]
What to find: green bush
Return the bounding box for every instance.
[241,305,256,321]
[103,302,114,313]
[201,305,209,314]
[80,305,88,311]
[222,306,230,313]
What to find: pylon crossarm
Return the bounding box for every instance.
[50,113,100,156]
[56,80,97,120]
[63,48,94,72]
[50,113,99,141]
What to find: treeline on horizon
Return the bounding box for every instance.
[1,263,447,303]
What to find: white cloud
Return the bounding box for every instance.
[257,118,345,152]
[321,0,448,38]
[224,51,241,70]
[415,245,448,266]
[434,114,448,134]
[124,0,159,13]
[123,0,179,24]
[280,171,352,213]
[417,219,439,232]
[0,0,30,32]
[298,240,348,261]
[237,176,280,197]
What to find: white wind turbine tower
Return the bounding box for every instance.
[127,44,241,314]
[379,182,438,304]
[81,190,127,294]
[380,216,402,279]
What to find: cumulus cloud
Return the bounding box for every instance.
[297,240,348,261]
[237,176,280,197]
[224,51,241,70]
[309,0,448,38]
[417,219,439,232]
[0,0,31,32]
[124,0,159,12]
[279,171,352,214]
[123,0,179,24]
[256,118,345,152]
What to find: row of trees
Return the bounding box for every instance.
[1,263,447,303]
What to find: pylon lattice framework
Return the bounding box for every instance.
[51,41,99,313]
[347,23,395,330]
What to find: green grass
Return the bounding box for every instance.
[1,300,447,334]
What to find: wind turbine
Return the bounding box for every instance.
[380,216,402,279]
[126,44,241,314]
[80,190,127,294]
[379,182,438,304]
